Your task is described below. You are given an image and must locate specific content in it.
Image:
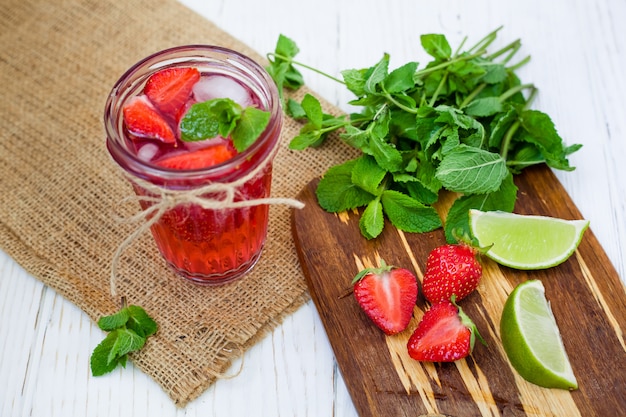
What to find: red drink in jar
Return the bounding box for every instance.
[104,45,282,285]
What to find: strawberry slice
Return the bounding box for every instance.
[144,67,200,117]
[352,261,418,335]
[122,96,176,144]
[407,297,485,362]
[155,144,236,170]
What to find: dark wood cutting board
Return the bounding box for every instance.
[291,164,626,417]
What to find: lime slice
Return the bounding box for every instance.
[500,279,577,390]
[469,209,589,269]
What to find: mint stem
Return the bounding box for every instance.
[268,53,345,84]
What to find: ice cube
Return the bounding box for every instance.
[192,75,253,107]
[136,142,159,161]
[181,136,227,152]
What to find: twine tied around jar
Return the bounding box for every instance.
[109,150,305,298]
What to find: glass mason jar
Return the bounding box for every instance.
[104,45,283,285]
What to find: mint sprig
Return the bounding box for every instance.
[90,302,157,376]
[266,27,581,241]
[179,98,271,153]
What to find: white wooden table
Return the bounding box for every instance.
[1,1,624,416]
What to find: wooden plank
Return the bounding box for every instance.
[292,164,626,417]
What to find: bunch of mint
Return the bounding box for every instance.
[266,28,581,241]
[90,303,157,376]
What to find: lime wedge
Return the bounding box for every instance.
[469,209,589,269]
[500,279,577,390]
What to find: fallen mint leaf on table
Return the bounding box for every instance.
[90,303,157,377]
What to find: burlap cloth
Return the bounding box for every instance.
[0,0,358,407]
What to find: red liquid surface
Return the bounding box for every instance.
[125,71,277,284]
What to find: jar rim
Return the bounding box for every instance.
[104,45,282,183]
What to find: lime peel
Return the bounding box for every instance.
[469,209,589,270]
[500,279,578,390]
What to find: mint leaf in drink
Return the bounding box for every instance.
[180,98,270,152]
[232,106,271,152]
[180,98,242,142]
[90,303,157,377]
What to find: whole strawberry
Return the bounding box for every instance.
[407,296,485,362]
[422,243,482,304]
[353,261,418,335]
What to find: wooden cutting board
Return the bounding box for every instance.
[291,164,626,417]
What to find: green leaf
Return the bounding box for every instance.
[517,109,578,170]
[90,304,157,377]
[286,98,306,119]
[301,94,323,127]
[464,97,503,117]
[443,171,517,242]
[342,68,367,97]
[231,107,271,152]
[90,331,123,376]
[384,62,418,93]
[389,109,418,141]
[381,190,442,233]
[97,308,130,331]
[108,328,146,363]
[180,98,242,142]
[435,146,508,194]
[340,124,370,149]
[126,305,158,338]
[274,33,298,58]
[363,111,404,172]
[364,53,390,94]
[351,155,387,195]
[489,105,518,148]
[420,34,452,60]
[359,198,384,239]
[479,62,508,84]
[316,160,375,212]
[269,34,304,91]
[289,131,323,150]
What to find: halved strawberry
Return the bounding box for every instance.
[144,67,200,118]
[123,96,176,144]
[407,297,485,362]
[155,144,236,170]
[352,261,418,335]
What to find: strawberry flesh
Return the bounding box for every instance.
[407,299,482,362]
[422,244,482,304]
[353,265,418,335]
[155,143,236,170]
[144,67,200,118]
[122,96,176,144]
